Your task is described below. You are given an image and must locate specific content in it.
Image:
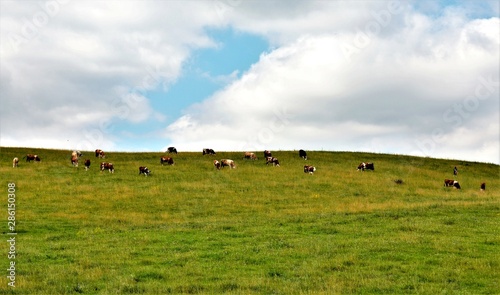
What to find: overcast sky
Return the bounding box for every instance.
[1,0,499,164]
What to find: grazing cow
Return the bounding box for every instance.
[453,166,458,176]
[213,160,221,170]
[444,179,461,189]
[244,152,257,160]
[299,149,307,160]
[480,182,486,191]
[24,154,40,162]
[139,166,151,176]
[160,156,174,166]
[95,149,105,158]
[357,162,374,171]
[203,148,216,155]
[84,159,91,171]
[100,162,114,173]
[266,156,280,167]
[264,150,272,158]
[167,147,178,154]
[220,159,236,169]
[12,157,19,168]
[304,165,316,174]
[71,155,79,167]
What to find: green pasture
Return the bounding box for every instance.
[0,147,499,294]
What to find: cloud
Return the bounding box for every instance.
[165,7,499,163]
[0,0,221,150]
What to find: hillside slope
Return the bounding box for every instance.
[1,147,499,294]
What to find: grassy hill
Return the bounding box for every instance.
[1,147,499,294]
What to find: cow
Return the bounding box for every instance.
[139,166,151,176]
[72,151,82,158]
[453,166,458,176]
[100,162,114,173]
[203,148,216,155]
[244,152,257,160]
[12,157,19,168]
[480,182,486,191]
[299,149,307,160]
[84,159,91,171]
[264,150,272,158]
[444,179,461,189]
[24,154,40,162]
[167,147,178,154]
[95,149,105,158]
[357,162,374,171]
[160,156,174,166]
[304,165,316,174]
[213,160,221,170]
[266,156,280,167]
[71,155,78,167]
[220,159,236,169]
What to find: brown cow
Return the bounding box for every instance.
[71,155,79,167]
[24,154,40,162]
[244,152,257,160]
[95,149,105,158]
[160,156,174,165]
[480,182,486,191]
[213,160,221,170]
[304,165,316,174]
[221,159,236,169]
[12,157,19,168]
[357,162,374,171]
[444,179,460,189]
[100,162,114,173]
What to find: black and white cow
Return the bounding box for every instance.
[84,159,91,171]
[266,156,280,167]
[299,149,307,160]
[444,179,461,189]
[139,166,151,176]
[357,162,374,171]
[480,182,486,191]
[203,148,216,155]
[167,147,178,154]
[264,150,272,158]
[304,165,316,174]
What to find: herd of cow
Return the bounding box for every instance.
[10,148,486,191]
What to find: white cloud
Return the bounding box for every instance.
[165,6,499,163]
[0,0,221,150]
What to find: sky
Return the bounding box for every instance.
[1,0,499,164]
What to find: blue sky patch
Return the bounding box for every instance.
[150,28,269,121]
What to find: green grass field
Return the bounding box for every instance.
[1,147,499,294]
